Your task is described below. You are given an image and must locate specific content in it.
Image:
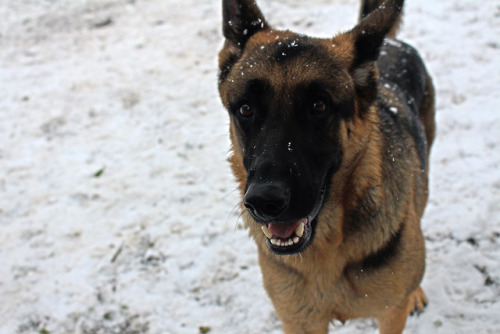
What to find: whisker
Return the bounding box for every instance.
[225,199,242,226]
[234,208,250,233]
[222,187,241,200]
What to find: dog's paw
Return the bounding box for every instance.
[408,286,428,317]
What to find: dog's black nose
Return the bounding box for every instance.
[243,182,290,221]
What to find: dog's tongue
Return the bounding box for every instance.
[268,218,307,239]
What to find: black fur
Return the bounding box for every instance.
[362,223,404,270]
[377,40,429,170]
[222,0,267,49]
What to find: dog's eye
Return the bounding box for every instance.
[312,100,327,114]
[238,104,254,118]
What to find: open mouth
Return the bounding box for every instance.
[259,184,326,255]
[261,217,315,255]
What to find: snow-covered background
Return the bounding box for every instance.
[1,0,499,333]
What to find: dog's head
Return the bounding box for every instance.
[218,0,402,255]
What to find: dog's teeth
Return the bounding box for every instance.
[261,226,273,239]
[295,223,305,237]
[270,235,301,248]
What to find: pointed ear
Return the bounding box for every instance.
[222,0,268,49]
[345,0,403,110]
[350,0,403,67]
[219,0,268,82]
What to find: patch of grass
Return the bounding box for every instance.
[103,312,113,321]
[93,167,105,178]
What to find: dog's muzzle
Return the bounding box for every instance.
[243,182,290,222]
[243,180,326,255]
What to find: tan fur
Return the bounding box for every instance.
[219,1,434,332]
[240,102,430,332]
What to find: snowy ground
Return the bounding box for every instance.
[1,0,499,333]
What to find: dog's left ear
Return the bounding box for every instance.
[219,0,268,81]
[339,0,403,111]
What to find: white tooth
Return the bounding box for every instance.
[295,223,305,237]
[261,226,273,239]
[270,238,277,246]
[276,239,282,246]
[288,239,294,246]
[293,237,300,244]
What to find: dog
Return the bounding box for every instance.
[218,0,435,332]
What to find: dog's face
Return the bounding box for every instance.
[220,34,353,255]
[219,0,401,255]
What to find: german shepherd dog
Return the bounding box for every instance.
[218,0,435,332]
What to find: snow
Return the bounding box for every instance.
[1,0,499,333]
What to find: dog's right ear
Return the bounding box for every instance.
[222,0,268,49]
[219,0,268,81]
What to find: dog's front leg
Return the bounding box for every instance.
[376,286,428,334]
[258,250,329,334]
[282,321,329,334]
